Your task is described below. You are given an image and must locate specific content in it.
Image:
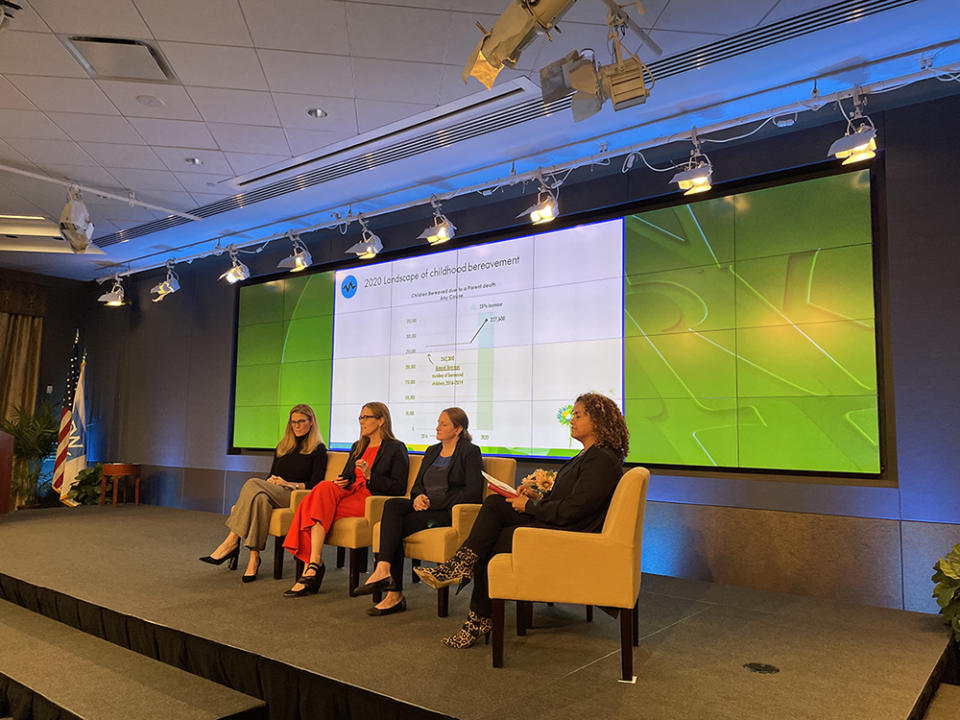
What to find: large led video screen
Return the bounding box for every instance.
[233,169,881,474]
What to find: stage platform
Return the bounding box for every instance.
[0,505,952,720]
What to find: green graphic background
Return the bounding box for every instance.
[233,273,335,448]
[233,170,881,474]
[623,170,879,472]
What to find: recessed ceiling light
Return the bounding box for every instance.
[185,157,203,165]
[136,94,165,108]
[0,214,46,220]
[306,107,327,119]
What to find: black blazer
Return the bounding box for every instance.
[524,445,622,533]
[410,438,483,511]
[340,436,409,495]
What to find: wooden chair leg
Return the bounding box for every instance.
[359,546,368,574]
[273,537,284,580]
[348,548,360,595]
[134,475,140,505]
[633,599,639,647]
[99,475,106,505]
[295,558,304,579]
[373,591,382,603]
[492,599,505,668]
[112,475,118,505]
[620,607,634,682]
[517,600,532,636]
[437,586,449,617]
[336,547,345,568]
[586,605,593,622]
[411,558,421,584]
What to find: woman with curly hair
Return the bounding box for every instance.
[416,392,629,648]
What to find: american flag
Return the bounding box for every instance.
[52,331,86,506]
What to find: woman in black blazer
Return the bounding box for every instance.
[353,407,483,615]
[416,393,629,648]
[282,402,408,597]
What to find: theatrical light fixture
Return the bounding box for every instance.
[464,0,577,89]
[277,231,312,272]
[150,260,180,302]
[59,185,95,253]
[417,196,456,245]
[97,276,125,307]
[346,215,383,259]
[519,175,559,225]
[670,132,713,195]
[828,92,877,165]
[219,245,250,284]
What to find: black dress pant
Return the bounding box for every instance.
[377,498,450,590]
[463,494,537,617]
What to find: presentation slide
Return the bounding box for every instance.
[232,168,881,475]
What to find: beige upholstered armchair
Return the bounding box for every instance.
[486,466,650,682]
[372,456,517,616]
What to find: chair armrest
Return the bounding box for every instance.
[364,495,392,526]
[451,503,481,540]
[511,527,629,582]
[289,489,309,510]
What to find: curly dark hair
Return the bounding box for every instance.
[576,393,630,461]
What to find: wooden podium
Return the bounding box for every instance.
[0,430,12,514]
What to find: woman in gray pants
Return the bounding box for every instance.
[200,404,327,582]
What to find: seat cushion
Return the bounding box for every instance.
[268,508,295,537]
[402,527,460,563]
[325,517,371,548]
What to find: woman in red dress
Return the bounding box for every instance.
[282,402,408,597]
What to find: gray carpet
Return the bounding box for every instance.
[0,505,950,720]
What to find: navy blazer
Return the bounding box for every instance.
[340,436,409,495]
[410,438,483,511]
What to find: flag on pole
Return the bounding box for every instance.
[52,333,86,506]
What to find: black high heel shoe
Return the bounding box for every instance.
[351,575,396,597]
[366,597,406,616]
[241,556,261,584]
[199,545,239,570]
[283,562,325,597]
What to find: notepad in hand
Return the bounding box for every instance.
[483,471,517,498]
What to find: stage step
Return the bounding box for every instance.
[0,599,265,720]
[924,682,960,719]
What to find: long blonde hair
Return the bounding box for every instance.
[276,404,324,456]
[349,401,396,461]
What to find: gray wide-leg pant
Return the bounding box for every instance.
[225,478,291,551]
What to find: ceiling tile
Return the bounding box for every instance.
[97,81,203,121]
[85,198,157,223]
[436,63,482,105]
[0,138,32,164]
[527,20,615,70]
[44,164,125,189]
[240,0,350,54]
[441,12,501,68]
[134,189,197,210]
[352,58,443,104]
[29,0,151,36]
[173,172,234,193]
[345,4,451,64]
[8,76,119,114]
[0,31,87,77]
[355,100,435,135]
[361,0,451,8]
[0,76,36,111]
[160,42,268,90]
[47,113,143,144]
[208,123,290,154]
[127,117,217,148]
[283,128,355,156]
[645,28,729,58]
[0,2,50,32]
[107,168,186,192]
[187,87,280,125]
[134,0,253,45]
[153,147,234,175]
[224,152,288,176]
[81,142,165,169]
[258,50,354,96]
[189,191,233,206]
[4,137,97,165]
[0,109,69,140]
[655,0,770,35]
[270,93,358,132]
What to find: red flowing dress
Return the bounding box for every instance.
[282,444,378,564]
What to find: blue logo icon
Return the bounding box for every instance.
[341,275,358,298]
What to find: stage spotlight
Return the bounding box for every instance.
[464,0,577,89]
[417,196,456,245]
[219,246,250,284]
[670,133,713,195]
[277,231,312,272]
[150,261,180,302]
[520,176,559,225]
[828,93,877,164]
[346,215,383,259]
[59,185,95,253]
[97,276,125,307]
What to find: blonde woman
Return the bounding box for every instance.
[282,402,408,597]
[200,404,327,583]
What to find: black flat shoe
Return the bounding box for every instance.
[366,598,406,616]
[351,576,396,597]
[199,545,239,570]
[284,562,325,597]
[241,556,261,583]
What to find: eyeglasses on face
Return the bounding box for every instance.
[358,414,378,421]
